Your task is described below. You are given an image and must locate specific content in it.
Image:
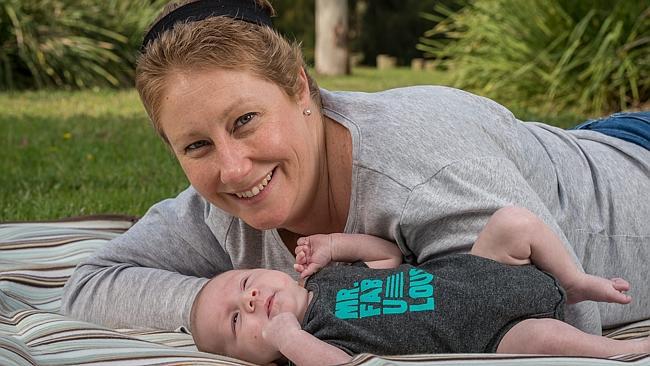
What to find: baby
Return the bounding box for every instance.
[191,206,647,365]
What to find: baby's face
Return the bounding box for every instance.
[193,268,310,364]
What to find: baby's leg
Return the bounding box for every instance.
[471,206,630,304]
[498,318,649,356]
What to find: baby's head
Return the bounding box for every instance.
[191,268,310,364]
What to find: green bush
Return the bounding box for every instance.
[418,0,650,116]
[0,0,165,90]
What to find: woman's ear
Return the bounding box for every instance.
[297,67,311,107]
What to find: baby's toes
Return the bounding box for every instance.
[608,279,632,304]
[615,293,632,304]
[611,278,630,292]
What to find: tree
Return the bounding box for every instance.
[315,0,350,75]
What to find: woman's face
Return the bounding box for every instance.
[158,68,322,230]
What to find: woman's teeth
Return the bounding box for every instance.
[235,172,272,198]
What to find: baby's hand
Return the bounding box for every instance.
[294,234,333,278]
[262,312,302,351]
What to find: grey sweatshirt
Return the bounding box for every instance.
[61,86,650,334]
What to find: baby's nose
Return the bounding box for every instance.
[242,288,259,312]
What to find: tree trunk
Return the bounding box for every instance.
[315,0,350,75]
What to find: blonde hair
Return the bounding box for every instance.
[136,0,321,143]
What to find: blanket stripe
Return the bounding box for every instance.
[1,217,648,366]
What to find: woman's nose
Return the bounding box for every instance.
[241,288,259,313]
[216,141,252,185]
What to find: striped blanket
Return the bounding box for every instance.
[1,216,648,366]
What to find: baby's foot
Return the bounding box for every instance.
[564,275,631,305]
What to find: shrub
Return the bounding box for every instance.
[0,0,165,90]
[418,0,650,116]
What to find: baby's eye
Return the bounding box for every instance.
[184,140,210,153]
[232,312,239,334]
[242,277,248,290]
[234,112,257,129]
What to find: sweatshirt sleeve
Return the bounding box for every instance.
[60,187,233,330]
[398,156,603,335]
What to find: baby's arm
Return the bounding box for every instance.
[471,206,630,304]
[263,313,351,366]
[295,233,402,278]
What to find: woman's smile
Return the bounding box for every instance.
[233,168,274,199]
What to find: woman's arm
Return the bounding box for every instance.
[294,233,403,277]
[61,187,233,330]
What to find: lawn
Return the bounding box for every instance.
[0,67,585,221]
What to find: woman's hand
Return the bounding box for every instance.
[294,234,334,278]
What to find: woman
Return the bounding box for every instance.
[61,0,649,336]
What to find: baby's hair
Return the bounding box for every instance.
[190,271,229,355]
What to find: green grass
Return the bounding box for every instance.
[0,67,586,221]
[316,67,451,92]
[0,90,188,221]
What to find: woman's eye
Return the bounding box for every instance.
[184,140,210,153]
[234,112,257,129]
[232,312,239,329]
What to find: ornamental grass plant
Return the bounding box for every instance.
[418,0,650,116]
[0,0,165,89]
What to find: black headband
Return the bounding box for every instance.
[141,0,273,52]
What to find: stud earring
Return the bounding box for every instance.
[303,108,312,116]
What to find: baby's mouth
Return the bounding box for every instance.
[265,293,275,318]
